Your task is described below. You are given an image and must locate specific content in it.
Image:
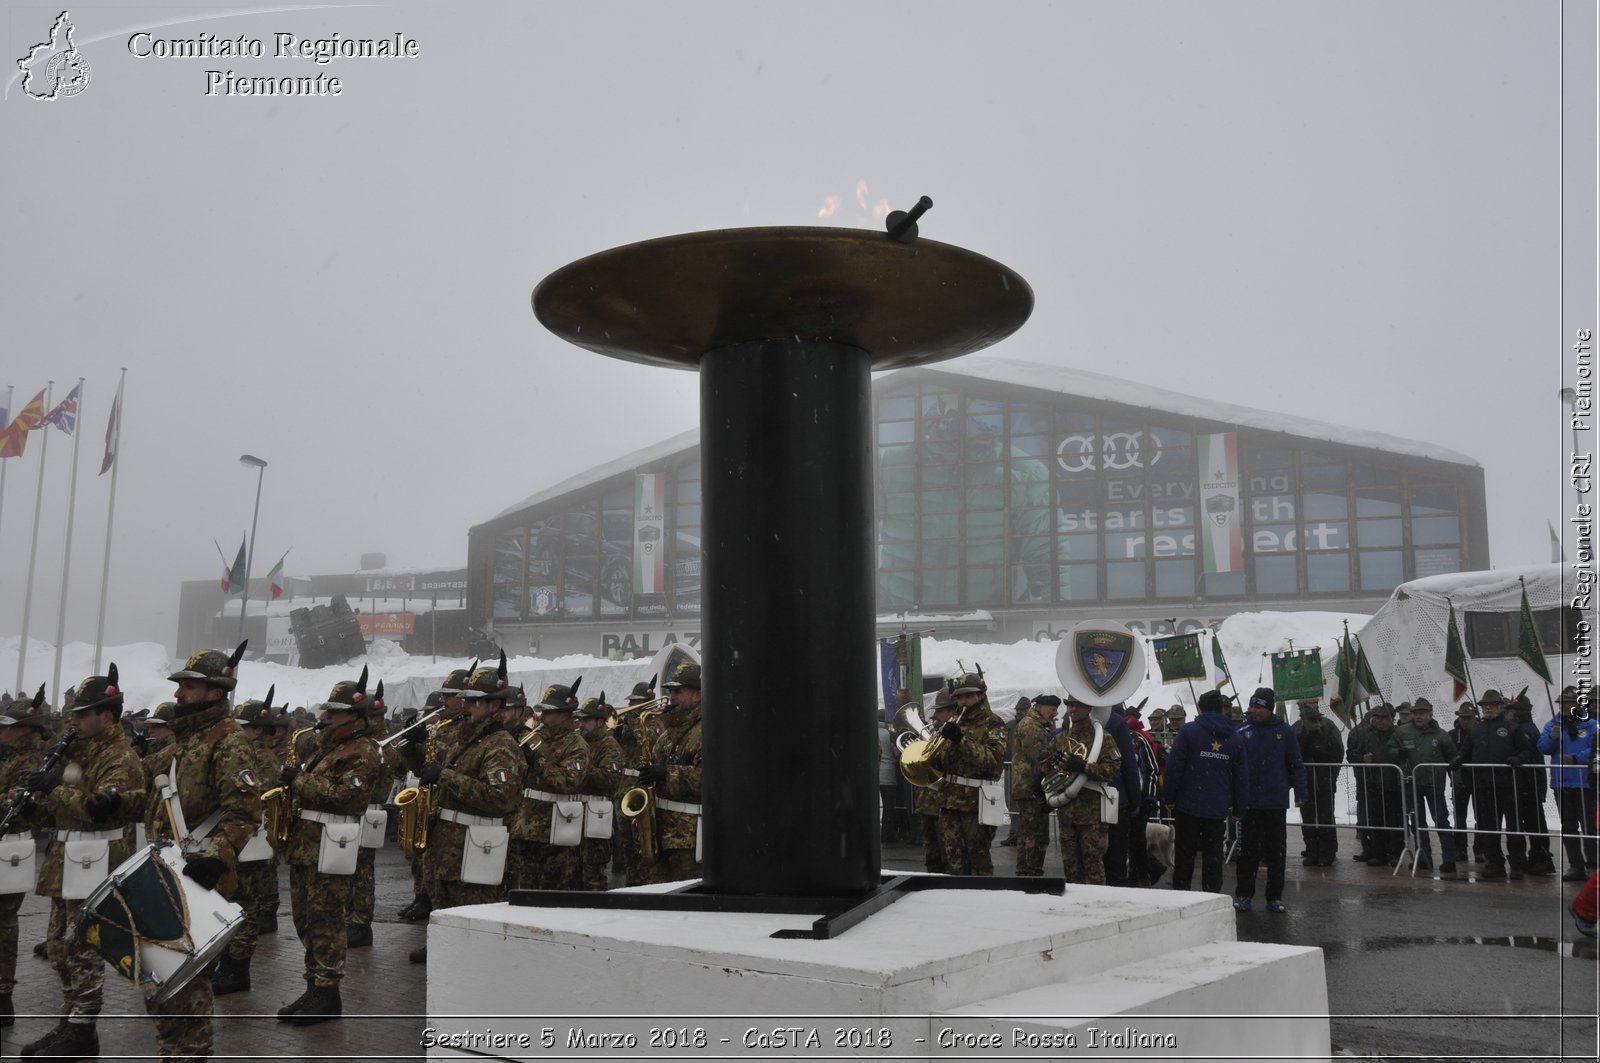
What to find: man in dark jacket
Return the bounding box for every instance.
[1100,706,1142,887]
[1457,689,1533,880]
[1396,697,1458,872]
[1293,700,1344,866]
[1162,690,1248,894]
[1507,694,1555,875]
[1348,703,1408,866]
[1450,702,1482,864]
[1233,688,1307,912]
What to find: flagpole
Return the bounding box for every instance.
[92,370,126,673]
[15,381,53,697]
[1445,598,1480,708]
[51,378,86,702]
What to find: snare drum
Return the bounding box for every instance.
[73,841,245,1004]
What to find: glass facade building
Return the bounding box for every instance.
[467,361,1487,652]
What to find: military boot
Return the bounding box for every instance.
[257,909,278,934]
[19,1019,69,1057]
[346,923,373,948]
[31,1020,98,1060]
[408,946,427,964]
[212,954,251,995]
[286,983,342,1026]
[0,992,13,1027]
[277,981,315,1021]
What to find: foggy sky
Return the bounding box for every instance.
[0,0,1585,658]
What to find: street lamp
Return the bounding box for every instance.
[238,454,267,644]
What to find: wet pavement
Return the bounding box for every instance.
[1,832,1593,1060]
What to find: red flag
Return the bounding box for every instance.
[0,389,47,459]
[221,536,246,594]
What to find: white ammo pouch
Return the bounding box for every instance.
[526,788,585,847]
[301,811,361,876]
[1082,781,1121,825]
[60,829,121,900]
[0,833,35,895]
[582,796,614,841]
[359,805,387,850]
[976,780,1007,828]
[440,809,508,885]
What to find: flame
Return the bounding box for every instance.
[855,179,870,210]
[817,195,841,219]
[814,181,894,226]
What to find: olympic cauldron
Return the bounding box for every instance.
[529,206,1032,905]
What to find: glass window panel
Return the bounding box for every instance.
[1152,503,1194,529]
[967,566,1002,603]
[1148,527,1194,557]
[1301,521,1348,551]
[923,541,959,566]
[1205,570,1246,596]
[968,539,1004,565]
[1251,523,1297,556]
[1059,533,1099,562]
[921,393,958,418]
[923,569,959,607]
[1250,494,1298,524]
[1012,480,1051,510]
[1411,515,1460,546]
[878,517,915,547]
[1307,553,1350,593]
[877,539,914,567]
[921,513,959,539]
[1013,558,1050,603]
[877,570,915,609]
[1300,462,1347,491]
[1149,424,1193,451]
[1009,434,1050,460]
[966,484,1003,510]
[879,396,915,420]
[1254,555,1297,594]
[920,464,958,487]
[1054,428,1100,480]
[1409,484,1459,515]
[878,420,915,445]
[1055,480,1099,511]
[1357,518,1403,547]
[492,529,524,621]
[674,503,701,527]
[878,444,916,467]
[1155,559,1195,598]
[1105,530,1148,560]
[1412,547,1462,578]
[1106,561,1146,600]
[1354,465,1402,488]
[966,413,1003,438]
[1355,487,1402,517]
[1244,442,1296,469]
[1302,491,1348,519]
[882,492,916,517]
[1009,408,1051,436]
[674,477,701,503]
[1359,550,1405,591]
[1057,563,1098,602]
[922,488,961,514]
[879,464,915,493]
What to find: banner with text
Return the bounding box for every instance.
[1197,432,1243,573]
[634,473,665,594]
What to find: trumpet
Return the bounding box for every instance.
[608,696,666,731]
[518,724,546,750]
[377,704,448,750]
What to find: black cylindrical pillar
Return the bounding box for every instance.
[699,339,880,895]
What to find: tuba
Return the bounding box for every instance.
[899,701,970,788]
[619,783,658,867]
[1039,737,1092,808]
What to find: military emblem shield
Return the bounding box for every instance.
[1074,629,1135,695]
[1055,620,1149,709]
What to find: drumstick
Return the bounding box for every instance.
[152,774,183,847]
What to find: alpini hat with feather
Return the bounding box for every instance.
[574,692,610,721]
[315,666,373,716]
[71,663,124,718]
[538,675,583,713]
[168,641,247,691]
[433,659,479,698]
[235,684,280,726]
[462,652,513,701]
[0,684,51,729]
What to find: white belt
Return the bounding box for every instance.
[1,832,30,844]
[655,798,701,816]
[297,810,359,825]
[437,808,501,828]
[55,829,122,842]
[946,775,995,788]
[521,788,572,803]
[620,768,641,777]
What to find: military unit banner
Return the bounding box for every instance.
[1152,633,1205,683]
[633,473,665,594]
[1196,432,1242,574]
[1271,648,1324,702]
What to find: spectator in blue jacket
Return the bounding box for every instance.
[1162,689,1248,894]
[1100,705,1143,887]
[1233,687,1308,913]
[1538,685,1598,881]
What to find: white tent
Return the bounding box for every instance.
[1356,563,1574,715]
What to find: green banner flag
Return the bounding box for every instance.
[1271,648,1325,702]
[1517,584,1553,683]
[1444,602,1470,700]
[1153,633,1205,682]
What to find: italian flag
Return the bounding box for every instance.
[1196,432,1243,574]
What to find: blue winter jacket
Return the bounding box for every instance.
[1240,714,1309,810]
[1103,709,1142,808]
[1161,711,1249,820]
[1536,717,1597,790]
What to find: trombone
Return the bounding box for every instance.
[608,695,666,731]
[377,704,449,751]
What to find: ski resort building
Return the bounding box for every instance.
[467,357,1488,658]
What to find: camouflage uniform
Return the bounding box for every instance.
[914,781,948,873]
[34,721,143,1027]
[0,723,44,1012]
[931,680,1007,876]
[1010,704,1055,876]
[1046,713,1122,885]
[578,721,625,891]
[287,719,381,989]
[132,689,262,1062]
[650,699,703,883]
[512,716,589,890]
[422,714,521,908]
[347,713,388,935]
[222,699,284,978]
[612,696,658,885]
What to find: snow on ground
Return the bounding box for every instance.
[2,608,1372,719]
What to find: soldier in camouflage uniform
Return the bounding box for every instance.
[1042,694,1123,885]
[509,680,590,890]
[345,695,390,951]
[612,679,659,886]
[123,645,262,1061]
[0,690,49,1028]
[396,666,475,923]
[407,656,522,965]
[641,662,704,883]
[276,668,383,1025]
[499,687,541,891]
[1010,694,1059,876]
[16,666,143,1060]
[212,688,286,996]
[913,692,955,873]
[930,672,1008,876]
[575,694,625,891]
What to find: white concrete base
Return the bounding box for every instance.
[424,881,1329,1062]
